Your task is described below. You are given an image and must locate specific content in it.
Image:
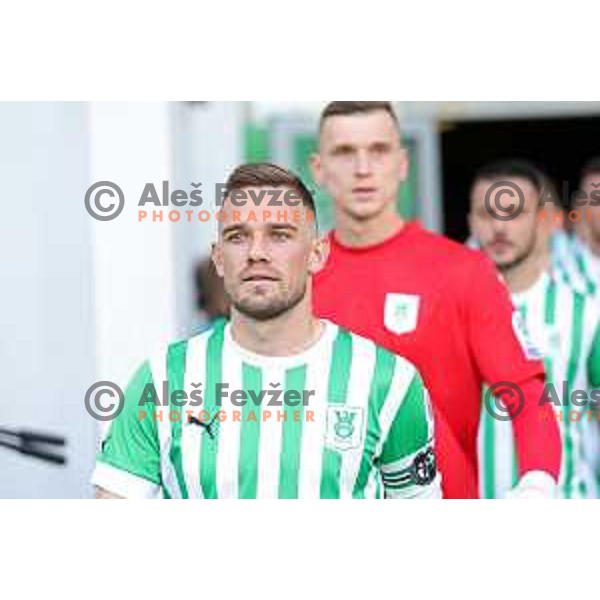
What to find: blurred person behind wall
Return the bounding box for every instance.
[193,257,230,332]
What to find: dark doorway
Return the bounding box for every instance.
[441,115,600,242]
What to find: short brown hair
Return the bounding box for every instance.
[319,101,399,131]
[224,162,316,215]
[473,159,562,209]
[580,157,600,183]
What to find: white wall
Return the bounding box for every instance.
[0,101,243,497]
[171,102,244,335]
[90,100,243,412]
[0,102,97,498]
[89,102,180,390]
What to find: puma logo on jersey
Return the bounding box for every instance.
[188,414,220,439]
[384,293,421,335]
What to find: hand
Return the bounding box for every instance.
[505,471,557,499]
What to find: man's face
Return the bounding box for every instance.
[469,177,544,271]
[581,173,600,244]
[311,110,408,221]
[212,186,326,321]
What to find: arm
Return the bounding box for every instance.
[466,255,561,487]
[95,486,124,499]
[380,372,442,499]
[91,360,162,499]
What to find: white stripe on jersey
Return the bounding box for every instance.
[296,329,334,499]
[378,354,418,451]
[181,333,208,499]
[255,363,285,499]
[215,348,243,499]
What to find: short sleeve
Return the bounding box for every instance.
[91,360,162,498]
[379,373,442,499]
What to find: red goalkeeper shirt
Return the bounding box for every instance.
[314,222,561,498]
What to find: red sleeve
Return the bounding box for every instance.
[463,253,561,481]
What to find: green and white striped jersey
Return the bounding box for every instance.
[92,319,440,499]
[552,231,599,296]
[479,270,600,499]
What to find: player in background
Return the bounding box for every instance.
[311,101,561,499]
[470,160,600,499]
[92,163,441,499]
[551,158,600,295]
[193,256,231,333]
[551,227,596,294]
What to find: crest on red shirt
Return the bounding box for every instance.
[384,293,421,335]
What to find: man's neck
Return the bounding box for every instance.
[334,207,404,247]
[502,251,551,294]
[230,301,323,357]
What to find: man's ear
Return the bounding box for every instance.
[310,152,323,187]
[467,212,475,239]
[211,242,225,278]
[308,235,330,275]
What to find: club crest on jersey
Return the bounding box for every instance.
[512,311,543,361]
[384,293,420,335]
[325,406,364,451]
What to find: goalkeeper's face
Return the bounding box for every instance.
[212,187,325,321]
[469,177,545,272]
[312,110,408,222]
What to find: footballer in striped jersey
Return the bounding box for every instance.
[551,157,600,295]
[92,163,440,499]
[470,161,600,499]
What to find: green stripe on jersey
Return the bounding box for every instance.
[575,251,597,295]
[199,324,225,499]
[544,279,556,326]
[564,292,585,498]
[238,364,262,499]
[482,399,495,499]
[167,341,189,498]
[320,328,352,499]
[278,366,307,498]
[588,327,600,388]
[381,374,429,458]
